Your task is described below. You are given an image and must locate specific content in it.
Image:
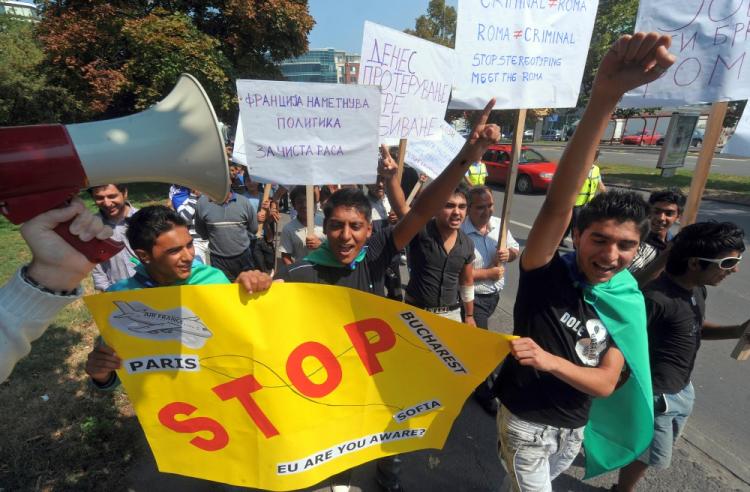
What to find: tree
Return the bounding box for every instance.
[404,0,456,48]
[0,16,82,125]
[35,0,314,121]
[578,0,639,108]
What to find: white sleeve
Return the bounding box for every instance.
[506,229,520,250]
[279,224,296,255]
[0,269,81,383]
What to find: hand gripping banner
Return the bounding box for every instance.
[85,283,514,490]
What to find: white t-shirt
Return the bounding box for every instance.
[279,214,326,262]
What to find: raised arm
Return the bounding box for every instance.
[522,33,676,271]
[391,99,501,250]
[380,145,410,219]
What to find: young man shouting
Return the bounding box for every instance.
[494,32,676,491]
[278,101,501,492]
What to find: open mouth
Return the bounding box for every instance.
[337,244,355,257]
[592,261,616,276]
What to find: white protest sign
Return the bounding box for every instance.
[621,1,750,107]
[723,106,750,157]
[231,116,247,166]
[236,80,381,185]
[359,21,456,144]
[450,0,598,110]
[405,122,466,179]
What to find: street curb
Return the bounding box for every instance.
[606,181,750,207]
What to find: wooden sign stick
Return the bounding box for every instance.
[730,320,750,361]
[262,183,272,205]
[305,184,315,240]
[682,101,729,226]
[396,138,407,184]
[405,181,423,206]
[498,109,527,254]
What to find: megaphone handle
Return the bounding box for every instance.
[53,221,125,263]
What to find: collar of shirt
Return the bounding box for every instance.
[99,202,136,227]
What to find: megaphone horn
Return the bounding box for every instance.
[0,73,230,262]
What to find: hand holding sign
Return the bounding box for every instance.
[593,32,677,103]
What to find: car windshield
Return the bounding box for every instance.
[520,149,545,163]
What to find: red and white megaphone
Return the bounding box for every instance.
[0,73,230,263]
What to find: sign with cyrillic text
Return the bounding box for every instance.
[450,0,599,110]
[621,1,750,107]
[359,21,456,144]
[85,283,514,491]
[236,80,380,184]
[723,106,750,157]
[405,121,466,179]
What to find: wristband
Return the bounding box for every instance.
[21,265,79,297]
[459,285,475,303]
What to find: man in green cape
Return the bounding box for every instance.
[494,32,677,491]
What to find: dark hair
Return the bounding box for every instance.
[649,188,687,214]
[666,221,745,275]
[467,186,492,206]
[126,205,188,251]
[87,183,128,196]
[290,186,307,207]
[323,188,372,224]
[451,183,469,203]
[576,190,650,239]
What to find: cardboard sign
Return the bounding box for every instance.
[359,21,456,144]
[450,0,599,109]
[236,80,381,185]
[85,283,514,491]
[231,116,248,166]
[723,105,750,157]
[405,121,467,179]
[621,1,750,107]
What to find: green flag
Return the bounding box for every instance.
[582,267,654,478]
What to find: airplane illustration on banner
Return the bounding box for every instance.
[109,301,212,349]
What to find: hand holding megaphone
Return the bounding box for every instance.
[0,74,229,263]
[22,198,113,290]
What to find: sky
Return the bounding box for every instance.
[307,0,457,54]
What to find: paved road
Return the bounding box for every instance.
[490,187,750,485]
[534,144,750,176]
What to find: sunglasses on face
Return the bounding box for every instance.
[695,255,742,270]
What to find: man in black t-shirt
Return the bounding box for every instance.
[277,101,501,492]
[627,188,686,286]
[616,221,747,492]
[494,33,677,491]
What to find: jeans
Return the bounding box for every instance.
[639,381,695,469]
[497,406,584,492]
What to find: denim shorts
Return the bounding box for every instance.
[497,405,584,492]
[639,381,695,469]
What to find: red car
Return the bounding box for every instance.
[482,144,556,193]
[621,130,661,145]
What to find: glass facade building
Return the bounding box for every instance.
[280,49,339,83]
[280,49,360,84]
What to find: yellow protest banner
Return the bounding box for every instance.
[85,283,514,490]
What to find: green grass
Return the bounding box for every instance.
[600,163,750,202]
[0,182,168,490]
